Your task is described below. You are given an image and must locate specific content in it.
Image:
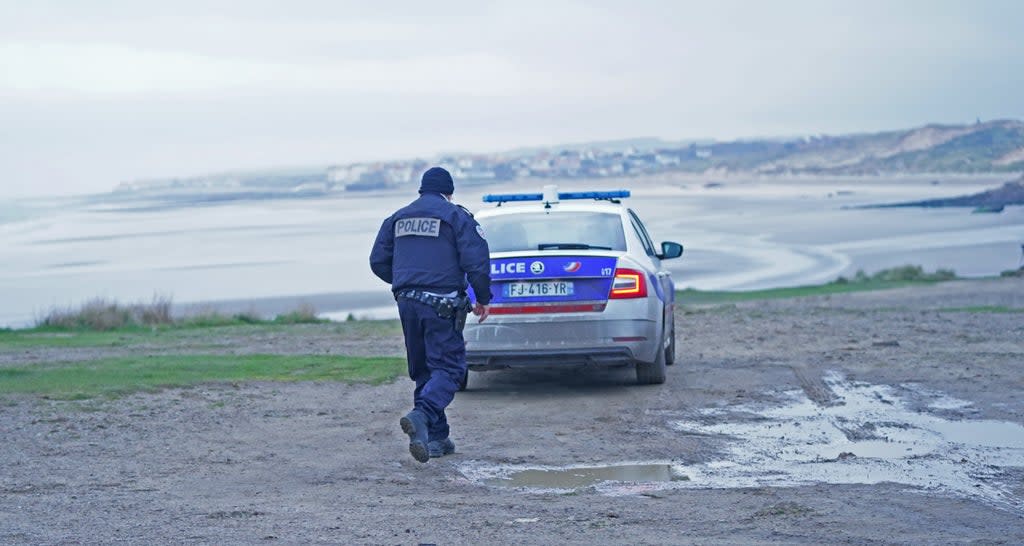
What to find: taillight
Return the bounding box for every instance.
[609,268,648,299]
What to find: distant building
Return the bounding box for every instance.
[456,168,497,181]
[383,166,414,184]
[327,164,370,184]
[292,182,329,193]
[656,153,681,166]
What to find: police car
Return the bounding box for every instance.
[464,186,683,385]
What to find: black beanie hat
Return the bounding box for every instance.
[419,167,455,195]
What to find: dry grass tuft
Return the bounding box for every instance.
[274,302,323,324]
[38,295,174,331]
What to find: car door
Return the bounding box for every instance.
[627,209,674,326]
[622,207,671,307]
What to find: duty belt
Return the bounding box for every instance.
[396,289,471,321]
[396,289,453,308]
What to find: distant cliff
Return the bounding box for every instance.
[110,120,1024,199]
[863,176,1024,210]
[723,120,1024,175]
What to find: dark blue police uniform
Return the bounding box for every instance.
[369,167,491,462]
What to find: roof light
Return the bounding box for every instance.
[482,189,630,204]
[542,184,559,204]
[558,190,630,200]
[481,193,544,203]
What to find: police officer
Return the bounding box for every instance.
[369,167,491,463]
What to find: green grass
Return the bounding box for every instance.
[0,320,401,349]
[0,354,406,399]
[678,265,961,305]
[677,280,937,305]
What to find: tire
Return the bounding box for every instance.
[636,333,667,385]
[457,370,469,391]
[665,315,676,366]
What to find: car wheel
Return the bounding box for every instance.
[636,332,667,385]
[665,314,676,366]
[457,370,469,391]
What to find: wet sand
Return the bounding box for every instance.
[3,174,1022,327]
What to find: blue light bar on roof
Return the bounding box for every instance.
[559,190,630,200]
[481,192,544,203]
[482,189,630,203]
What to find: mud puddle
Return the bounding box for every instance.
[462,372,1024,512]
[483,464,686,490]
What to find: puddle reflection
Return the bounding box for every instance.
[462,373,1024,513]
[485,464,684,489]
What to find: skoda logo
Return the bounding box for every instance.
[530,261,545,275]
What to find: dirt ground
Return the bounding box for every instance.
[2,278,1023,545]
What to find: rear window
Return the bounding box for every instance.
[480,212,627,252]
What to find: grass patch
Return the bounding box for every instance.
[679,265,958,305]
[838,265,957,283]
[180,312,263,328]
[0,354,406,399]
[272,303,326,324]
[0,320,401,349]
[179,306,329,328]
[679,280,927,305]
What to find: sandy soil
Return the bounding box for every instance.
[2,278,1023,545]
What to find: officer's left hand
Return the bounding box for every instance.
[474,303,490,323]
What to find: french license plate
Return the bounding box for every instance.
[505,281,574,298]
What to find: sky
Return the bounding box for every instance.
[1,0,1023,197]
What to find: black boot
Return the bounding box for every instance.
[428,438,456,458]
[399,410,430,463]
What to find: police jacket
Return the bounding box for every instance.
[369,192,492,304]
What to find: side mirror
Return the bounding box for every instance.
[658,241,684,260]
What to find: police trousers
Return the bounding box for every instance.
[397,298,466,442]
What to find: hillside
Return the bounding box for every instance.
[711,120,1024,175]
[109,120,1024,200]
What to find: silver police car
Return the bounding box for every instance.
[464,186,683,385]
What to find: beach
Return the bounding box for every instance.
[1,174,1022,327]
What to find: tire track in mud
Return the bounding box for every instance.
[791,365,841,407]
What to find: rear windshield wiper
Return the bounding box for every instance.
[537,243,612,250]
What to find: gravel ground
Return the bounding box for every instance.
[2,278,1023,545]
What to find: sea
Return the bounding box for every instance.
[1,175,1022,328]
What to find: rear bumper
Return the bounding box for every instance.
[464,317,660,369]
[467,347,635,370]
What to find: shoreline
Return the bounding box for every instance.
[4,175,1022,328]
[8,272,1022,332]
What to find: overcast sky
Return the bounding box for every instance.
[2,0,1023,197]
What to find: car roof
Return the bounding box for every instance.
[475,199,626,219]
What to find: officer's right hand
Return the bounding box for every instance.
[473,303,490,323]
